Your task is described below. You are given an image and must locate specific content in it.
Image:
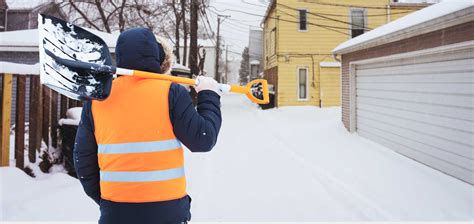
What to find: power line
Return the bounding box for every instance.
[208,7,352,32]
[240,0,268,8]
[228,49,262,58]
[222,35,249,43]
[199,9,216,45]
[277,3,372,30]
[301,10,415,18]
[272,8,348,35]
[208,10,264,32]
[299,0,429,10]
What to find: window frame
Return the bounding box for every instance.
[270,28,276,56]
[298,8,308,32]
[296,66,309,101]
[349,8,367,38]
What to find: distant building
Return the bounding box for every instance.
[1,0,65,31]
[176,39,217,78]
[248,29,263,81]
[262,0,431,107]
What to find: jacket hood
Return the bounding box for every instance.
[115,28,173,74]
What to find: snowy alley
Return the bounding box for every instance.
[1,94,472,222]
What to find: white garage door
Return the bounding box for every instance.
[354,45,474,184]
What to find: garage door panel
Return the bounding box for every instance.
[357,58,474,77]
[357,129,474,184]
[357,72,473,83]
[355,47,474,184]
[357,116,473,160]
[357,89,473,108]
[356,48,473,70]
[357,97,474,121]
[357,110,473,146]
[357,82,473,95]
[357,103,474,132]
[357,121,473,171]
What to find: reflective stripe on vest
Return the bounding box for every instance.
[98,139,181,154]
[92,77,187,203]
[100,167,185,182]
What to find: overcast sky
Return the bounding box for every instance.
[207,0,269,60]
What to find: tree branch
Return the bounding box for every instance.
[94,0,111,33]
[67,0,102,30]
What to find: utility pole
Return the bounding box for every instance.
[214,14,230,83]
[215,17,221,82]
[189,0,199,76]
[189,0,199,104]
[225,45,228,84]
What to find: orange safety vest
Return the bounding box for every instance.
[91,76,186,203]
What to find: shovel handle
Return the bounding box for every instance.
[117,69,269,104]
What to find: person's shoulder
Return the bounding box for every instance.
[170,82,188,93]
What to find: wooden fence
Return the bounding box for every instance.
[1,73,82,168]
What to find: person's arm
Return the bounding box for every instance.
[169,83,222,152]
[73,101,101,205]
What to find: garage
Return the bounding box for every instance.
[354,44,473,184]
[333,2,473,184]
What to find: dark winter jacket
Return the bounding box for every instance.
[73,28,222,224]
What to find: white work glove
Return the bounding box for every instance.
[195,76,220,94]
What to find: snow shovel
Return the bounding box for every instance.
[38,14,270,104]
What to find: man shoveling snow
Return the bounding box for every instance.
[74,28,222,224]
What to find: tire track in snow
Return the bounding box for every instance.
[254,110,395,220]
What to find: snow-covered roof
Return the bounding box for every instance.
[0,62,39,74]
[250,60,260,65]
[397,0,440,3]
[6,0,51,10]
[320,62,341,68]
[0,28,119,52]
[172,63,190,72]
[178,39,215,48]
[333,1,474,54]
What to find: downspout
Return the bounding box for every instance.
[387,4,391,23]
[311,55,320,107]
[4,8,8,31]
[332,53,341,62]
[275,13,280,107]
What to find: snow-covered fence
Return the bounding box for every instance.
[1,67,82,169]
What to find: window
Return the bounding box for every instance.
[298,68,308,100]
[265,31,268,55]
[350,9,366,38]
[299,9,307,31]
[270,28,276,55]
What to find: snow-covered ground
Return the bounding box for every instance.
[1,94,472,222]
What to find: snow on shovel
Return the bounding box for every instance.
[38,14,270,104]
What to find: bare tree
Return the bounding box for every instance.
[198,47,206,75]
[63,0,170,34]
[171,0,182,63]
[181,0,188,66]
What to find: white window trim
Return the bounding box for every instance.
[298,8,309,32]
[296,66,309,101]
[270,28,276,56]
[348,7,367,39]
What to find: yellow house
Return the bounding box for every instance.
[262,0,431,107]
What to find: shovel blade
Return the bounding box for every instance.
[38,14,114,101]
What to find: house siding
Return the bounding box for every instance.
[263,66,278,106]
[263,0,427,107]
[340,21,474,130]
